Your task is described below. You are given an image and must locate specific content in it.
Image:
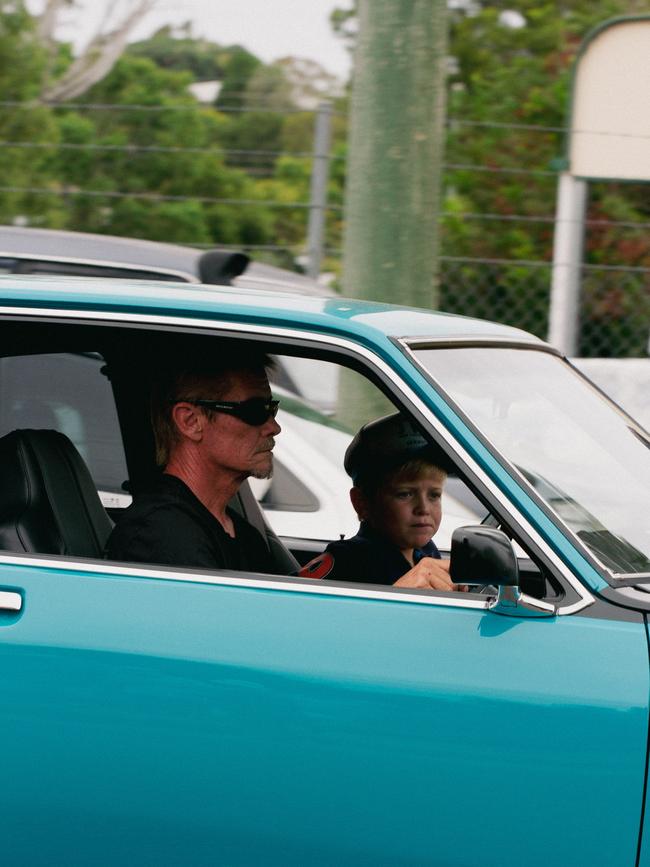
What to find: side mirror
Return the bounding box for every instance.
[450,525,519,587]
[450,526,555,618]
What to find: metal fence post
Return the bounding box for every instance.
[548,171,588,356]
[306,101,332,281]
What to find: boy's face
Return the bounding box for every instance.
[354,467,446,553]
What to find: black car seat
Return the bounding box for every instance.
[0,428,113,557]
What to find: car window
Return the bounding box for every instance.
[0,345,486,553]
[0,324,559,602]
[13,259,189,282]
[0,353,129,496]
[416,346,650,576]
[254,461,319,512]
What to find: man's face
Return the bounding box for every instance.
[361,467,446,553]
[200,369,281,480]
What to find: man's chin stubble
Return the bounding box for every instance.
[251,464,274,480]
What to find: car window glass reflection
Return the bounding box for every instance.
[0,353,129,495]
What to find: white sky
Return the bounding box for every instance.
[26,0,354,80]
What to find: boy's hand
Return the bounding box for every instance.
[394,557,468,592]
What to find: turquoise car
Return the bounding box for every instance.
[1,274,649,867]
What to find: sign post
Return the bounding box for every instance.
[548,16,650,356]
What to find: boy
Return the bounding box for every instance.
[300,412,466,591]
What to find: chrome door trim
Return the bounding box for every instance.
[0,304,594,615]
[0,552,488,610]
[400,335,557,352]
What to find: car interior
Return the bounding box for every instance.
[0,314,567,602]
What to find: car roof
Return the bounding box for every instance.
[0,272,546,345]
[0,225,330,297]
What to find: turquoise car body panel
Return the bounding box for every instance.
[0,273,539,338]
[638,619,650,867]
[1,561,648,866]
[0,274,647,864]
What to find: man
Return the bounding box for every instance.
[106,350,283,573]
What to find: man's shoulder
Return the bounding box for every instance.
[124,474,208,517]
[105,477,212,558]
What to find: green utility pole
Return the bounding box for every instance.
[342,0,447,306]
[338,0,448,429]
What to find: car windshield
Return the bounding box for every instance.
[413,346,650,578]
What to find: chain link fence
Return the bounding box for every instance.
[438,257,650,357]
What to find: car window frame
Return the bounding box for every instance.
[0,305,595,615]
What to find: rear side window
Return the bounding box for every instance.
[0,353,128,495]
[254,460,319,513]
[12,259,190,282]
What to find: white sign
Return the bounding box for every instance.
[570,18,650,181]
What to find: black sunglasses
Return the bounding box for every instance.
[174,397,280,426]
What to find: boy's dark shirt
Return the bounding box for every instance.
[300,521,441,585]
[105,473,279,574]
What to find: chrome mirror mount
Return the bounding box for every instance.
[488,584,556,618]
[451,526,556,618]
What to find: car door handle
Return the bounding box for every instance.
[0,590,22,613]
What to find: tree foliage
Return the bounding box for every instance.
[5,0,645,353]
[128,26,225,79]
[0,3,62,224]
[0,3,338,253]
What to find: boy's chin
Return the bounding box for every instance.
[411,531,436,549]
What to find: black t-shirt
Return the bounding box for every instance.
[299,521,442,585]
[105,474,278,574]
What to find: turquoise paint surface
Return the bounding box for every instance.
[0,563,647,865]
[637,618,650,867]
[0,273,538,341]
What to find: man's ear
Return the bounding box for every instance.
[171,402,204,442]
[350,486,369,520]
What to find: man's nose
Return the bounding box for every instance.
[263,416,282,436]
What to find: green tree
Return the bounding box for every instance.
[0,3,63,225]
[127,26,225,80]
[45,53,276,245]
[0,7,344,266]
[215,48,262,109]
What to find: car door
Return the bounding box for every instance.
[0,319,648,866]
[1,554,647,867]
